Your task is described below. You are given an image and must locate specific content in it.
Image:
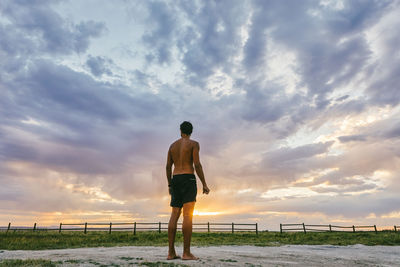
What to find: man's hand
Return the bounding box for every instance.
[169,186,173,195]
[203,185,210,194]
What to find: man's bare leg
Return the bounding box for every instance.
[182,201,198,260]
[167,207,182,260]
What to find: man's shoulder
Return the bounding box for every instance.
[190,139,199,147]
[169,139,180,149]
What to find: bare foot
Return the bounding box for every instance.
[167,254,181,260]
[182,253,198,260]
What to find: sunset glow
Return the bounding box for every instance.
[193,211,223,217]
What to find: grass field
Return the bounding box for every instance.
[0,259,188,267]
[1,231,400,250]
[0,259,56,267]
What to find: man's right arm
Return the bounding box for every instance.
[193,142,210,194]
[166,148,173,194]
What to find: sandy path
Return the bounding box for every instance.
[1,245,399,266]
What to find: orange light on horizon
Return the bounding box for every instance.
[193,210,222,216]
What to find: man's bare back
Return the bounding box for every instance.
[167,137,208,194]
[169,138,197,175]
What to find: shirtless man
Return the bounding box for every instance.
[166,121,210,260]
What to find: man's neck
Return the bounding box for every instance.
[181,134,190,139]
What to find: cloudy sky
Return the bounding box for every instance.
[1,0,400,230]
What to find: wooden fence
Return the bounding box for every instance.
[279,223,387,233]
[0,222,258,234]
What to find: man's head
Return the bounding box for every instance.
[180,121,193,136]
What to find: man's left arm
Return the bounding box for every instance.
[193,142,209,194]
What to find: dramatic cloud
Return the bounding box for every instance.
[1,0,400,230]
[86,55,113,77]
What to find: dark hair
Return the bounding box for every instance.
[180,121,193,135]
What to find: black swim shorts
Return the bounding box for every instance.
[170,174,197,208]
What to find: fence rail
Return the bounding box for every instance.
[3,222,398,234]
[0,222,258,234]
[279,223,386,233]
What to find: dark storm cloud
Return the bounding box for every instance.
[0,59,172,175]
[243,0,278,70]
[258,141,334,182]
[364,2,400,107]
[367,64,400,106]
[1,141,39,163]
[240,85,287,123]
[384,124,400,139]
[177,0,248,86]
[307,98,367,130]
[310,183,377,194]
[0,0,105,56]
[28,61,124,120]
[142,1,177,64]
[310,169,373,187]
[238,80,307,125]
[335,95,350,102]
[12,60,170,124]
[244,0,389,110]
[86,55,113,77]
[234,141,335,186]
[338,134,367,143]
[324,0,391,34]
[264,141,334,163]
[337,114,400,144]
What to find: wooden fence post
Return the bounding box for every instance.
[33,223,36,232]
[256,223,258,235]
[329,224,332,232]
[395,225,397,232]
[374,225,377,234]
[280,223,282,234]
[352,225,355,233]
[302,223,306,234]
[207,222,210,233]
[158,222,161,233]
[232,222,234,233]
[59,223,62,233]
[134,222,136,235]
[109,222,112,234]
[84,222,87,234]
[7,222,11,233]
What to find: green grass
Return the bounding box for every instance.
[0,259,56,267]
[119,256,143,261]
[0,231,399,250]
[220,258,238,262]
[139,262,189,267]
[0,258,190,267]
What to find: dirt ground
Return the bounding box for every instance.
[1,245,400,266]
